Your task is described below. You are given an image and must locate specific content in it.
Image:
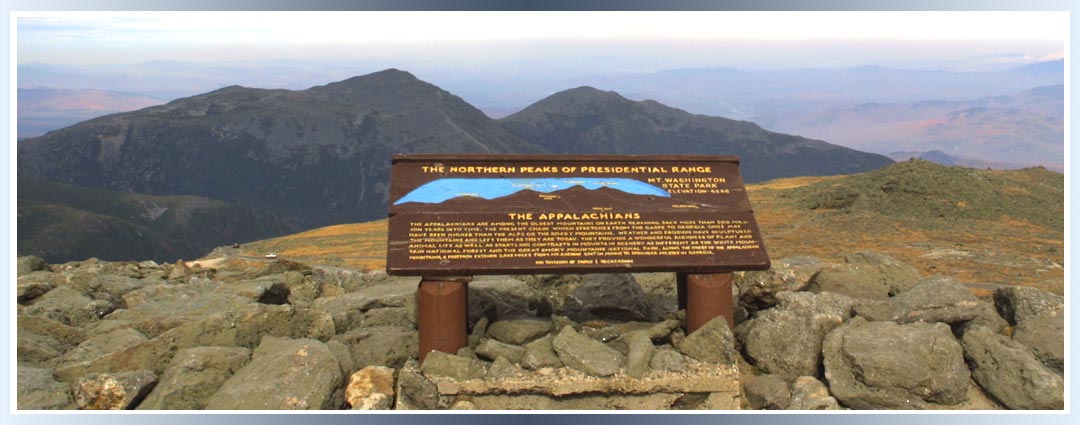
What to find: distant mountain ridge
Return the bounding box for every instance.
[19,69,893,262]
[772,85,1064,168]
[885,150,1040,171]
[498,86,893,182]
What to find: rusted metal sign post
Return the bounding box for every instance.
[387,154,770,361]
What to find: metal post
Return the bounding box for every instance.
[684,273,735,334]
[417,277,470,362]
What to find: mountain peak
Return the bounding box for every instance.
[550,86,626,101]
[355,68,418,82]
[325,68,422,88]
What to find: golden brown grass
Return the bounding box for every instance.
[238,220,387,270]
[224,173,1062,287]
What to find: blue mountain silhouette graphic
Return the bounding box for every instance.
[393,178,671,205]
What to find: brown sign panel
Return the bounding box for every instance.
[386,154,770,276]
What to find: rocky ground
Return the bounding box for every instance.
[15,252,1064,410]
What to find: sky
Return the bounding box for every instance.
[16,11,1068,72]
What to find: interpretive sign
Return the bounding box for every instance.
[387,154,770,275]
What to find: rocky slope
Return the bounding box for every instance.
[15,252,1063,410]
[19,179,290,263]
[498,86,894,183]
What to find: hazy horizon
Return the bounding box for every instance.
[18,11,1066,72]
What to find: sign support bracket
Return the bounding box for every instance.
[417,276,471,362]
[678,272,735,333]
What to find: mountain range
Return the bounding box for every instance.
[770,85,1064,169]
[19,59,1063,169]
[498,87,892,182]
[18,69,893,264]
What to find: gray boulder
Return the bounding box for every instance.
[736,291,856,378]
[421,351,488,380]
[395,362,439,410]
[993,286,1063,325]
[73,370,157,410]
[474,338,525,363]
[807,264,890,300]
[69,274,156,311]
[310,277,415,333]
[853,276,981,324]
[138,346,251,410]
[468,276,548,323]
[17,331,72,366]
[18,315,86,346]
[53,328,150,381]
[17,272,56,304]
[206,337,344,410]
[283,271,320,306]
[486,319,552,345]
[119,303,335,362]
[18,255,49,276]
[1012,306,1064,374]
[786,376,841,410]
[325,340,357,377]
[486,356,526,379]
[309,266,380,293]
[23,286,113,327]
[773,290,861,314]
[736,257,820,311]
[167,260,192,280]
[17,315,87,367]
[743,374,791,409]
[822,318,969,409]
[842,251,921,295]
[590,320,678,349]
[100,280,306,339]
[961,326,1063,410]
[521,336,563,370]
[551,326,625,377]
[554,274,654,322]
[623,331,655,378]
[678,316,737,365]
[955,300,1010,336]
[17,367,75,410]
[331,326,417,369]
[737,309,825,378]
[649,348,686,372]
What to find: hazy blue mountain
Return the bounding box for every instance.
[498,86,894,182]
[885,150,1041,171]
[773,85,1064,168]
[20,59,1064,124]
[569,60,1065,122]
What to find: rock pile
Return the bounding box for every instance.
[15,252,1065,410]
[734,252,1064,410]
